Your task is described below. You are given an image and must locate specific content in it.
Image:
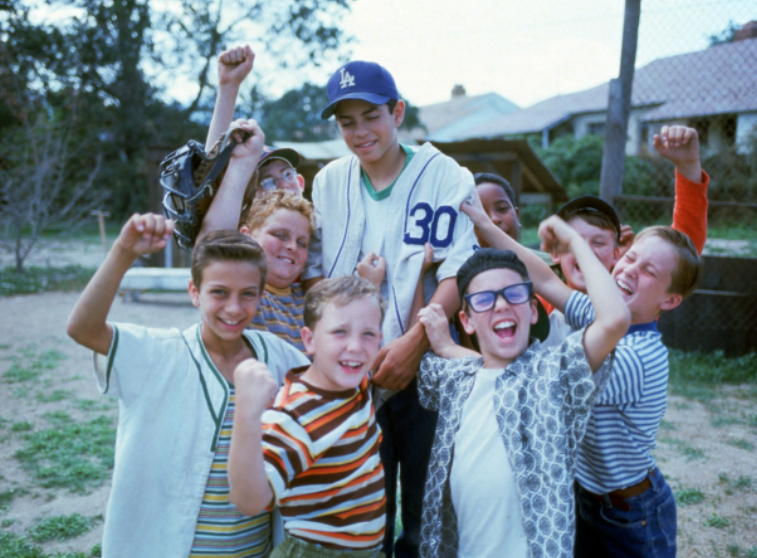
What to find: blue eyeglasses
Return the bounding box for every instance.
[463,281,533,313]
[260,168,298,191]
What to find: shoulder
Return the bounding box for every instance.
[617,330,668,369]
[421,352,481,378]
[314,155,358,183]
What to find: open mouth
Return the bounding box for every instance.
[278,256,295,265]
[493,319,517,339]
[356,140,377,150]
[219,317,244,329]
[339,360,364,373]
[616,278,634,296]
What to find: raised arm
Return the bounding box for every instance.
[66,214,174,355]
[196,120,265,244]
[461,195,572,312]
[540,216,630,371]
[205,45,255,150]
[228,358,278,517]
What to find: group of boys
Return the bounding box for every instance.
[67,43,709,558]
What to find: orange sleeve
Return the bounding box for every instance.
[536,294,554,315]
[671,168,709,255]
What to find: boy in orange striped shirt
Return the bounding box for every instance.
[229,275,387,557]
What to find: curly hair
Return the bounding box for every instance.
[240,190,315,237]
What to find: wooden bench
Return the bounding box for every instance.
[119,267,191,302]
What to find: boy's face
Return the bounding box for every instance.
[613,234,682,324]
[189,260,262,346]
[476,182,520,242]
[249,208,310,289]
[554,216,620,293]
[257,159,304,197]
[335,99,405,166]
[459,268,538,369]
[301,298,383,392]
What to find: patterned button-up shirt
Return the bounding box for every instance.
[417,331,612,558]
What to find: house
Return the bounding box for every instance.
[454,33,757,156]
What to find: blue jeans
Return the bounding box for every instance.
[574,468,677,558]
[376,378,438,558]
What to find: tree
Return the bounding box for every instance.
[709,20,741,47]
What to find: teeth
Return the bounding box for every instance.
[494,320,515,331]
[340,361,362,368]
[616,279,633,294]
[279,257,294,264]
[220,318,241,326]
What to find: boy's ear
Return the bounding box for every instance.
[297,174,305,192]
[392,100,406,128]
[659,292,683,313]
[458,309,476,336]
[240,225,252,236]
[530,299,539,325]
[188,279,201,308]
[551,251,561,265]
[301,326,316,356]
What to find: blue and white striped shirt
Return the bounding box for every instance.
[564,291,669,494]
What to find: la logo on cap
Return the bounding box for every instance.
[339,68,355,89]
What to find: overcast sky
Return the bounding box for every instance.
[337,0,757,108]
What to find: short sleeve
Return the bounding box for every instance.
[257,333,310,386]
[418,352,445,412]
[596,343,646,406]
[261,409,314,504]
[92,322,185,404]
[564,291,596,330]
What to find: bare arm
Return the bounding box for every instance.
[461,196,572,312]
[196,120,265,244]
[418,303,479,359]
[205,46,255,150]
[407,243,434,328]
[540,216,630,371]
[66,214,175,355]
[228,358,278,517]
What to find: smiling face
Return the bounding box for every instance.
[189,260,262,350]
[554,216,620,292]
[612,234,683,324]
[300,298,383,392]
[459,268,538,369]
[476,181,521,242]
[257,159,304,197]
[250,208,310,289]
[335,99,405,167]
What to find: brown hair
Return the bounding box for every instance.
[303,276,386,329]
[567,211,620,246]
[635,226,702,298]
[240,190,315,237]
[190,230,267,289]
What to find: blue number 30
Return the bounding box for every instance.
[404,203,457,248]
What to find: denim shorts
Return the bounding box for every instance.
[574,467,677,558]
[270,534,384,558]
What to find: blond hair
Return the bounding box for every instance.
[240,190,315,236]
[635,226,702,298]
[303,276,386,329]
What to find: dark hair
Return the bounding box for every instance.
[191,230,267,289]
[564,211,620,246]
[387,99,398,114]
[303,275,386,329]
[457,248,530,309]
[474,172,518,207]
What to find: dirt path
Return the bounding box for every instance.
[1,290,756,556]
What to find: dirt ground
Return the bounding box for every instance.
[1,237,756,555]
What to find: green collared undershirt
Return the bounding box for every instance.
[361,144,415,201]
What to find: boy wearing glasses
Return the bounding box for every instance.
[415,215,630,558]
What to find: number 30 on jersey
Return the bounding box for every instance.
[404,203,457,248]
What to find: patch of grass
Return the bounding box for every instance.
[1,518,16,528]
[13,388,30,398]
[75,399,111,412]
[749,415,757,428]
[705,513,731,529]
[0,531,46,558]
[14,415,115,493]
[10,421,33,432]
[712,416,744,428]
[27,514,97,543]
[729,544,742,557]
[675,487,705,506]
[0,416,8,429]
[3,350,65,383]
[36,390,73,403]
[659,419,676,430]
[0,265,97,297]
[747,547,757,558]
[727,438,755,451]
[660,437,706,460]
[669,351,757,402]
[719,473,754,495]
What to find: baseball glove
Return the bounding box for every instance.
[160,124,256,250]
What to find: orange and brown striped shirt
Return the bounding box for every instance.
[261,369,385,550]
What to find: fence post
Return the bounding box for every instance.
[600,0,642,217]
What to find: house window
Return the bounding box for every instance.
[722,115,737,146]
[691,118,709,147]
[588,122,606,137]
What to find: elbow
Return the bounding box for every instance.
[229,488,266,517]
[66,314,84,344]
[608,307,632,339]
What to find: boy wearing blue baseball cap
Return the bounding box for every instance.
[302,60,479,558]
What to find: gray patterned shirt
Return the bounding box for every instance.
[417,331,612,558]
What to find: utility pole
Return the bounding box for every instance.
[599,0,642,218]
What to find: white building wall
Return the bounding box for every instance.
[736,112,757,153]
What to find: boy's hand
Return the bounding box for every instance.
[115,213,174,257]
[357,251,386,288]
[653,125,702,182]
[418,303,454,357]
[229,119,265,167]
[218,45,254,88]
[538,215,579,255]
[460,192,492,229]
[234,358,278,420]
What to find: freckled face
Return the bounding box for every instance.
[251,209,310,289]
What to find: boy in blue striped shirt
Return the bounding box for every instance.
[463,198,703,557]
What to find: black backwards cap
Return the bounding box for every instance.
[557,195,622,241]
[457,248,550,342]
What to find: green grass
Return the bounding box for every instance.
[11,421,34,432]
[660,437,706,460]
[719,473,754,495]
[0,266,96,296]
[747,547,757,558]
[727,439,755,451]
[668,351,757,402]
[705,513,731,529]
[3,350,66,384]
[675,487,705,506]
[0,531,101,558]
[27,514,98,543]
[36,390,73,403]
[14,413,116,493]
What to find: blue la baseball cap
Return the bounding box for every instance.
[320,61,399,120]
